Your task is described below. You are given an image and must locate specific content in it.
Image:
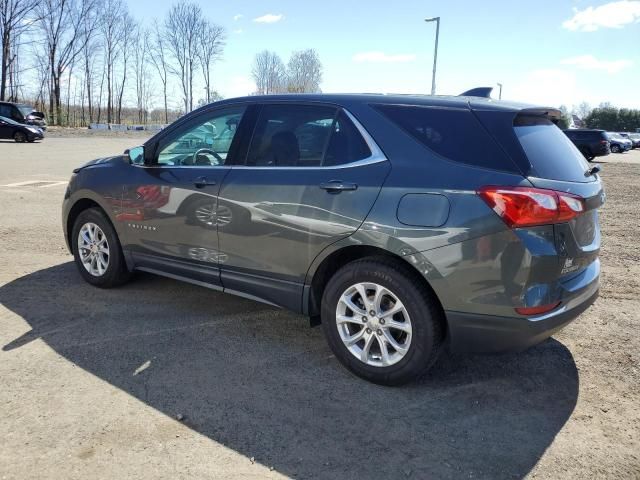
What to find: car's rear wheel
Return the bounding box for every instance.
[14,131,26,143]
[321,257,443,385]
[71,208,131,288]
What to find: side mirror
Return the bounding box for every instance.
[125,145,145,165]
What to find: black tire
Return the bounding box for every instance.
[611,144,621,153]
[71,207,131,288]
[14,131,26,143]
[321,257,444,386]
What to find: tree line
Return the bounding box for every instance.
[0,0,324,127]
[558,102,640,132]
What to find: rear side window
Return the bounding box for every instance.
[374,104,517,172]
[246,105,371,167]
[514,116,591,183]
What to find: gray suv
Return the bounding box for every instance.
[62,92,603,385]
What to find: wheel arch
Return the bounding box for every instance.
[304,245,446,333]
[65,197,116,252]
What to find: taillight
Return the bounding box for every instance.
[600,140,608,145]
[478,186,585,228]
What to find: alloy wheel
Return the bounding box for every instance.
[77,222,110,276]
[336,282,412,367]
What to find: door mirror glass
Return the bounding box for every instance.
[126,146,145,165]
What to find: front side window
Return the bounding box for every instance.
[245,105,371,167]
[157,106,245,166]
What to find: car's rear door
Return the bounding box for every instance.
[217,103,390,310]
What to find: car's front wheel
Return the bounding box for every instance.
[611,144,621,153]
[321,257,444,385]
[71,208,131,288]
[13,131,26,143]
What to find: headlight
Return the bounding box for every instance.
[26,127,40,133]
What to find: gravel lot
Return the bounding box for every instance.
[0,134,638,480]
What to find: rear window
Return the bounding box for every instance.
[514,116,591,183]
[374,104,518,172]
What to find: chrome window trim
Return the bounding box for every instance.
[232,108,387,170]
[133,107,388,170]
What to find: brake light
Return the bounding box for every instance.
[600,140,609,145]
[478,186,585,227]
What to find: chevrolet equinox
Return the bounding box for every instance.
[62,91,603,385]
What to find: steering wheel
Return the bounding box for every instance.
[189,148,223,166]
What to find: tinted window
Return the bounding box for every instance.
[324,111,371,166]
[157,106,245,166]
[247,104,337,167]
[514,116,591,183]
[374,104,516,171]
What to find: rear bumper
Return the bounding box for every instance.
[446,262,599,353]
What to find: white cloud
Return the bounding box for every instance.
[562,0,640,31]
[234,29,243,34]
[561,54,633,73]
[233,14,243,21]
[253,13,284,24]
[352,51,417,63]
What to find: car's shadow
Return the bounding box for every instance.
[0,263,579,479]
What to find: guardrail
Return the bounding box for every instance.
[88,123,167,131]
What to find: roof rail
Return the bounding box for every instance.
[459,87,493,98]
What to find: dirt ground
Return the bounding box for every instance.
[0,136,638,480]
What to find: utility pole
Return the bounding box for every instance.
[425,17,440,95]
[497,82,503,99]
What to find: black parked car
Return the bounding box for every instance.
[62,91,602,385]
[0,116,45,142]
[0,101,47,130]
[563,129,610,161]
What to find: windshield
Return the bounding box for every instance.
[514,115,592,183]
[17,105,34,117]
[607,133,622,140]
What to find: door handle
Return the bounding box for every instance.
[193,176,216,188]
[319,180,358,193]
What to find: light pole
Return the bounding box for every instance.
[497,82,503,99]
[425,17,440,95]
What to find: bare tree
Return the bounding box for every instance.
[286,49,322,93]
[114,12,134,124]
[196,20,225,104]
[165,2,203,112]
[575,101,592,121]
[133,26,150,123]
[0,0,39,101]
[100,0,125,123]
[148,23,169,123]
[251,50,286,95]
[81,7,102,124]
[37,0,99,125]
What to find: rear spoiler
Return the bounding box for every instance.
[459,87,493,98]
[517,107,562,121]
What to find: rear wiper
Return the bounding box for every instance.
[585,163,601,177]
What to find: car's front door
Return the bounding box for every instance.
[217,103,391,310]
[120,105,248,285]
